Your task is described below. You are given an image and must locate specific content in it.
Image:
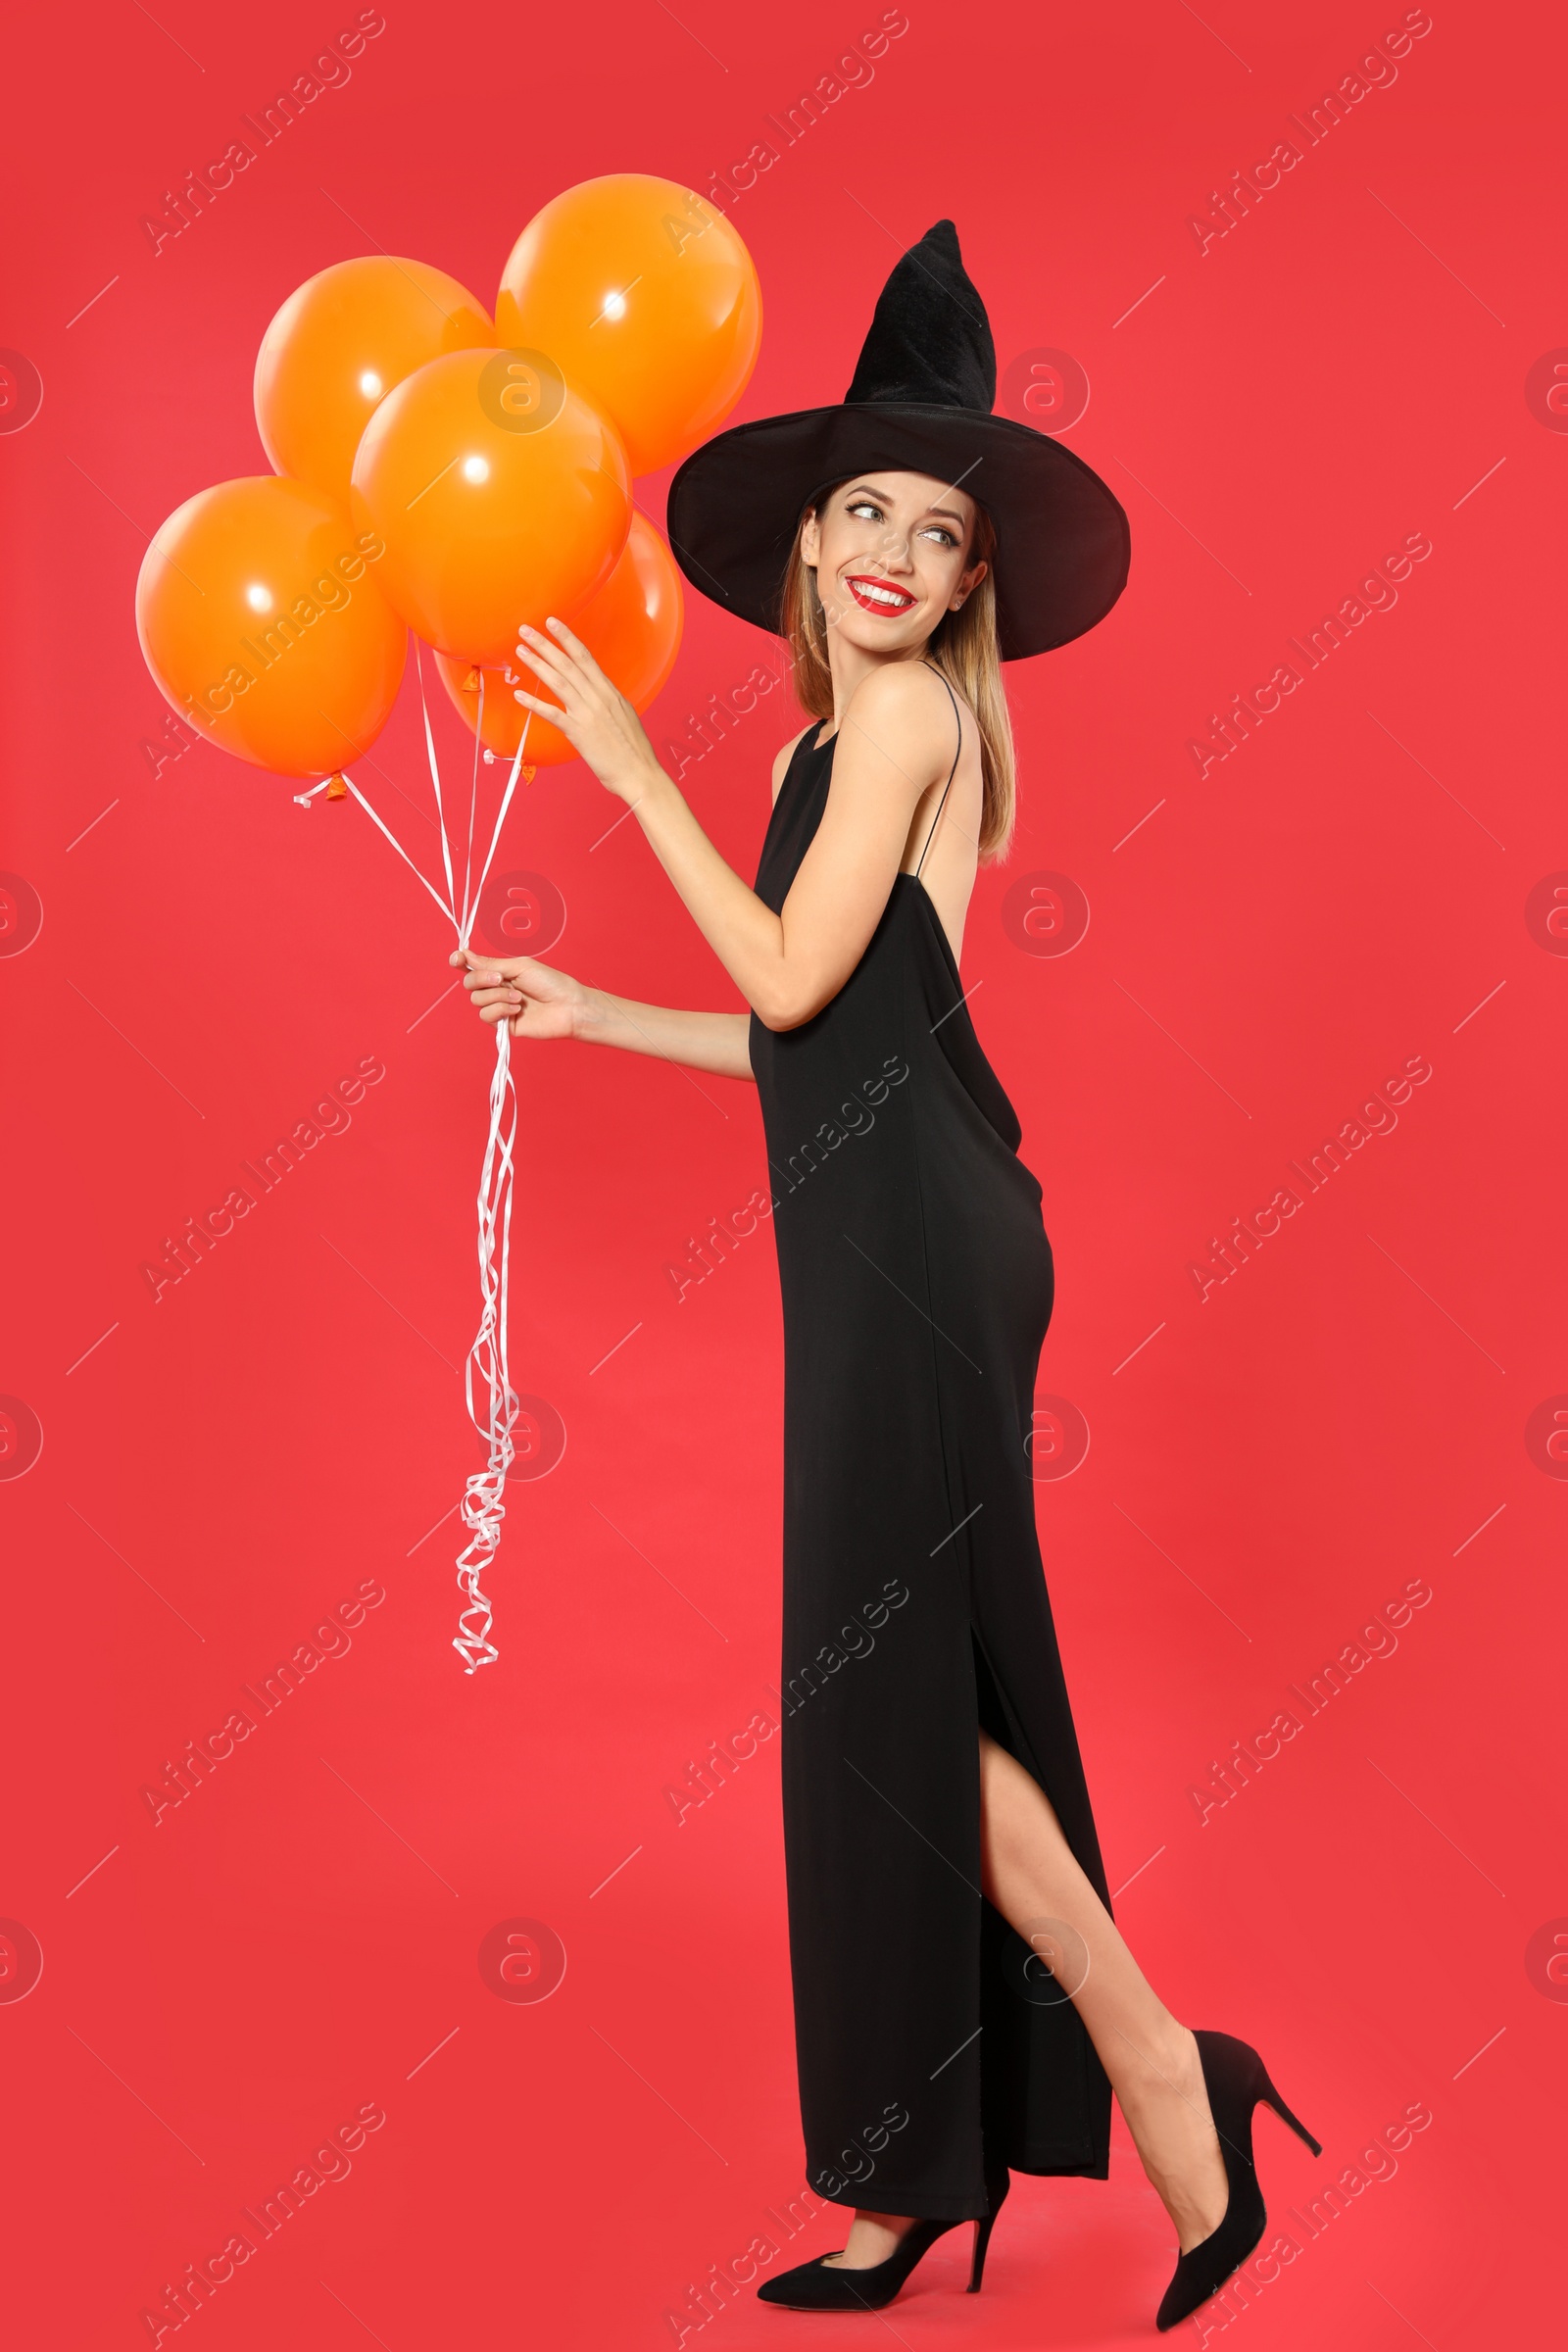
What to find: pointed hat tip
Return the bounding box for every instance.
[916,218,961,254]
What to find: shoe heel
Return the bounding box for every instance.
[1258,2072,1322,2159]
[967,2175,1007,2292]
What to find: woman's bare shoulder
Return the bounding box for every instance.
[843,660,971,780]
[770,722,815,806]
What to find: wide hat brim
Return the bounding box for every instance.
[665,402,1130,662]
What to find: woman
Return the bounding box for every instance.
[454,221,1318,2331]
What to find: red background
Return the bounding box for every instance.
[2,1,1563,2344]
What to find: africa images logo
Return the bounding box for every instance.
[140,1057,386,1301]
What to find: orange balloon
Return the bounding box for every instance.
[350,347,630,664]
[434,512,685,765]
[254,257,494,504]
[135,476,407,778]
[495,173,761,474]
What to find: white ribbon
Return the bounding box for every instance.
[341,776,458,926]
[450,689,531,1675]
[451,1005,518,1673]
[321,671,532,1674]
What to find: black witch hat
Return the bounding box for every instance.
[666,220,1129,662]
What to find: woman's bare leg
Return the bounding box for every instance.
[826,1731,1228,2270]
[819,2206,928,2270]
[973,1730,1228,2248]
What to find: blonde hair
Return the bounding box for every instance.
[779,485,1017,861]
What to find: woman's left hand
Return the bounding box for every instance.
[512,618,662,804]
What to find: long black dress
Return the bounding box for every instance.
[748,689,1115,2224]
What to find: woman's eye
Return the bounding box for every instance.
[848,501,881,520]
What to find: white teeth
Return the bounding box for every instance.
[853,579,911,609]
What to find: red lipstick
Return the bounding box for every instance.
[844,574,917,615]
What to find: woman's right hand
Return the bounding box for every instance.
[449,947,596,1042]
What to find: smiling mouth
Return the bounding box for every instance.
[845,574,917,615]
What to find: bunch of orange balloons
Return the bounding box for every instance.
[135,175,762,779]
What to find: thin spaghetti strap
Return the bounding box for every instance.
[914,663,963,878]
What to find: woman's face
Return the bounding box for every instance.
[800,471,989,656]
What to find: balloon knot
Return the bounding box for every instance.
[324,772,348,800]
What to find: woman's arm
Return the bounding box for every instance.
[511,622,952,1031]
[452,721,815,1070]
[450,949,756,1080]
[580,992,755,1079]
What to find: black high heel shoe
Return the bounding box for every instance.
[1155,2030,1322,2333]
[757,2172,1009,2311]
